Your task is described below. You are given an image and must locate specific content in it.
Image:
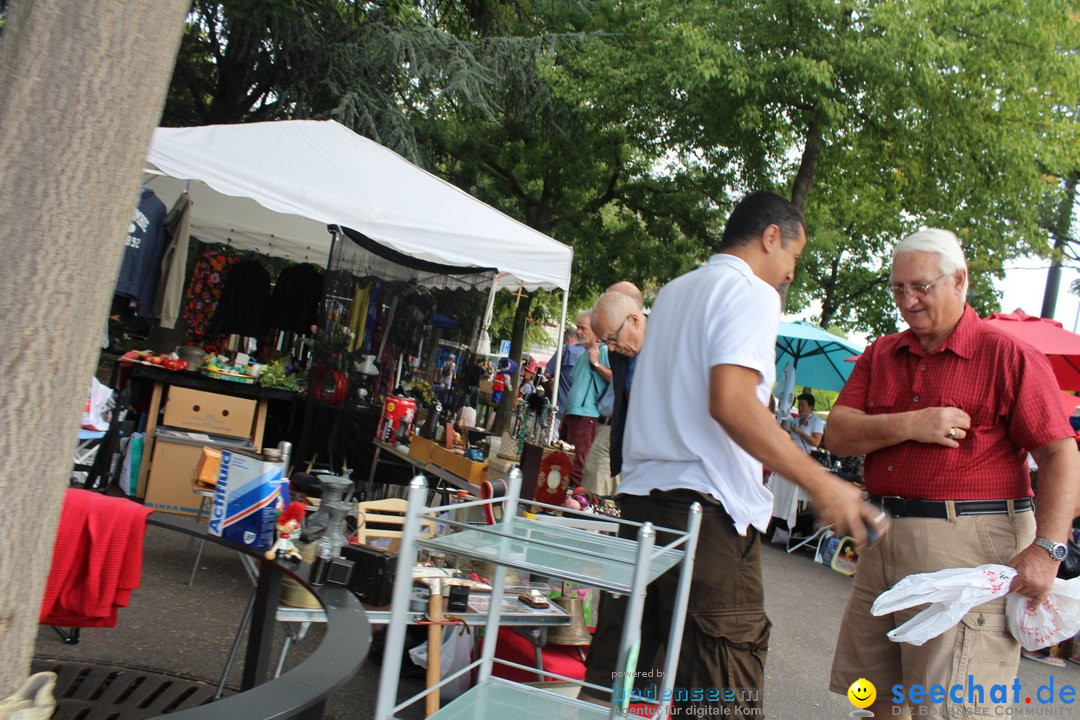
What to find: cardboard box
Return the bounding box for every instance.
[437,449,488,486]
[208,450,285,549]
[144,439,209,516]
[163,386,256,438]
[408,435,438,465]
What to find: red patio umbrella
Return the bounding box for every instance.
[983,310,1080,391]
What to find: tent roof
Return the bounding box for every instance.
[143,120,573,292]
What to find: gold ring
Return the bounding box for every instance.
[946,428,957,439]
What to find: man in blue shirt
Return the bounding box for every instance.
[545,327,585,425]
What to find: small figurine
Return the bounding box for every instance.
[265,501,307,562]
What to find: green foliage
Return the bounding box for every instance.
[160,0,1080,336]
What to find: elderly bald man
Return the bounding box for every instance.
[587,287,647,496]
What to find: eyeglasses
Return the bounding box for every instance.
[888,274,946,299]
[599,314,631,345]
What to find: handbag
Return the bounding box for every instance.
[1057,538,1080,581]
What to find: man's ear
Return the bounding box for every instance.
[760,223,783,253]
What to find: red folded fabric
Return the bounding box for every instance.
[40,489,152,627]
[491,626,586,684]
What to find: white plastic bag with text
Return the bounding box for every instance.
[871,564,1017,646]
[1006,577,1080,651]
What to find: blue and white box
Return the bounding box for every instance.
[208,450,285,548]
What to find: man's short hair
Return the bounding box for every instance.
[892,228,968,293]
[563,327,578,342]
[716,191,805,252]
[797,392,815,409]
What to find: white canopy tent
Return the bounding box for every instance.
[144,119,572,291]
[142,119,573,423]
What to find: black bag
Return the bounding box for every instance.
[1057,539,1080,580]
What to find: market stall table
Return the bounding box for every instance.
[130,364,296,500]
[364,440,481,500]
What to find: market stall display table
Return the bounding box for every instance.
[131,364,295,507]
[364,440,485,500]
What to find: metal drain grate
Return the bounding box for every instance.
[31,659,225,720]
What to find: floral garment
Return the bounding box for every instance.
[183,246,241,352]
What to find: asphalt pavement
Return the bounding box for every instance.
[32,523,1079,719]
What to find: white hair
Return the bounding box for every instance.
[893,228,968,293]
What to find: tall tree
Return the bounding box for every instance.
[580,0,1080,335]
[0,0,189,692]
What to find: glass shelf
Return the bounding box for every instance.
[418,515,685,593]
[408,677,611,720]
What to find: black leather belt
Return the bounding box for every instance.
[597,416,612,426]
[869,495,1032,519]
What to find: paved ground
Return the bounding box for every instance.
[33,524,1078,719]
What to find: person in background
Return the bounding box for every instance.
[826,228,1080,716]
[462,353,485,409]
[437,353,456,406]
[586,283,646,496]
[561,312,610,485]
[518,366,536,399]
[583,191,882,717]
[545,327,584,429]
[783,392,825,454]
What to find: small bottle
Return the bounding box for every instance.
[453,489,469,525]
[309,535,334,586]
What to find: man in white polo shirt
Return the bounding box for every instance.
[582,191,885,716]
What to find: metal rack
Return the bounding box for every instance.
[374,468,702,720]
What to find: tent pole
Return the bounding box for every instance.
[475,275,499,356]
[547,286,570,445]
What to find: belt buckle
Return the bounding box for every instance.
[878,495,904,518]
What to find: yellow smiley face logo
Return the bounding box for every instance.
[847,678,876,709]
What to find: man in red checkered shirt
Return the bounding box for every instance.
[827,229,1080,716]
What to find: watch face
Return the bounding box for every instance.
[1053,544,1069,561]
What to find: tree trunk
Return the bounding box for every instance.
[791,115,825,212]
[0,0,188,693]
[491,291,534,437]
[1041,171,1079,319]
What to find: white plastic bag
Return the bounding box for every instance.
[872,564,1017,646]
[1006,577,1080,650]
[81,377,113,431]
[408,625,473,701]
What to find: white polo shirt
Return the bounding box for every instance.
[619,254,779,535]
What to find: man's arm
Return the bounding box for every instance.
[825,404,973,456]
[790,423,823,449]
[587,345,612,382]
[1009,437,1080,600]
[710,365,886,546]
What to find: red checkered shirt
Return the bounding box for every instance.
[835,305,1073,500]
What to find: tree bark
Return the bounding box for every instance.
[791,114,824,213]
[0,0,188,693]
[1041,171,1079,319]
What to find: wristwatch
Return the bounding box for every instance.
[592,361,600,368]
[1033,537,1069,562]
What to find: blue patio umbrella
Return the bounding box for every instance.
[775,321,863,392]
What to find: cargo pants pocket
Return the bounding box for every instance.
[954,610,1019,714]
[680,610,770,710]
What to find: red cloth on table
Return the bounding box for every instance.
[39,488,153,627]
[490,626,586,684]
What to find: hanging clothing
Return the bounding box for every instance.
[349,282,372,352]
[182,245,241,346]
[114,187,167,313]
[210,258,271,338]
[266,262,324,334]
[39,489,153,628]
[151,193,193,329]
